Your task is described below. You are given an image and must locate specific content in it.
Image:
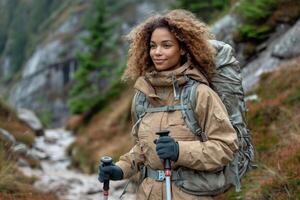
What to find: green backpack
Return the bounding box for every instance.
[132,40,254,196]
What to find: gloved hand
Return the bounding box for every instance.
[98,162,123,183]
[155,136,179,161]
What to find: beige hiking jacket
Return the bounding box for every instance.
[116,62,238,200]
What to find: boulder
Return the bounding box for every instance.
[272,19,300,59]
[211,14,240,46]
[17,108,44,136]
[0,128,16,145]
[13,143,29,155]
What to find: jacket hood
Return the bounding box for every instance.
[134,61,209,98]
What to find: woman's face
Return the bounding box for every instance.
[149,27,183,71]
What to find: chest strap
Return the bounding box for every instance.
[146,104,191,113]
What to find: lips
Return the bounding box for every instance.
[153,59,166,64]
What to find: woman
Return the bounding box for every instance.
[98,9,238,200]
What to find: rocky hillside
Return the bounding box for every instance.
[1,0,174,128]
[0,100,57,199]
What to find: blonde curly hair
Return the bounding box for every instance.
[122,9,216,83]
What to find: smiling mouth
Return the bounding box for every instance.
[153,59,166,64]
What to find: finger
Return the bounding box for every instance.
[157,149,168,156]
[100,171,110,182]
[157,137,173,143]
[156,145,166,152]
[158,152,168,160]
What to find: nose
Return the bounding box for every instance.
[154,46,162,55]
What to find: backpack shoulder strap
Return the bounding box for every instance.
[131,90,149,135]
[180,79,208,142]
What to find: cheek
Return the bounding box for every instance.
[168,50,181,62]
[149,50,154,59]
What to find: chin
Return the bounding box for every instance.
[155,65,178,72]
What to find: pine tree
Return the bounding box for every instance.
[69,0,118,114]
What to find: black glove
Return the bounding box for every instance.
[155,136,179,161]
[98,162,123,183]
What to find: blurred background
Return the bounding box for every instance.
[0,0,299,199]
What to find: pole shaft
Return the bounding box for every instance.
[165,176,172,200]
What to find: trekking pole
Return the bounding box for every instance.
[156,130,172,200]
[101,156,113,200]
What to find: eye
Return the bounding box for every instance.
[150,43,156,49]
[163,43,172,48]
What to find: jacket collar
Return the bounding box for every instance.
[134,61,209,99]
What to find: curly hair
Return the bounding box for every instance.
[122,9,216,83]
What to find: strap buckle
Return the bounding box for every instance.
[157,170,165,181]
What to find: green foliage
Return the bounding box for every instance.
[238,24,273,41]
[235,0,279,41]
[69,0,121,114]
[173,0,231,23]
[236,0,278,23]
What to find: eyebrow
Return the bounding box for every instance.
[150,40,174,43]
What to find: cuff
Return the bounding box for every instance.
[115,161,132,179]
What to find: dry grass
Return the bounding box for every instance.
[0,100,35,147]
[69,87,135,173]
[0,141,57,200]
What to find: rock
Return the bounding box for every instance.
[272,19,300,59]
[242,20,300,92]
[0,128,16,145]
[245,94,259,102]
[211,14,240,46]
[27,148,49,160]
[17,158,30,167]
[13,143,29,155]
[17,108,44,136]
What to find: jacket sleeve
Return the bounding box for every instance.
[116,143,143,179]
[176,84,238,171]
[116,92,144,179]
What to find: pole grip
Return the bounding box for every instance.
[156,130,172,200]
[164,159,171,170]
[156,130,170,137]
[101,156,113,197]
